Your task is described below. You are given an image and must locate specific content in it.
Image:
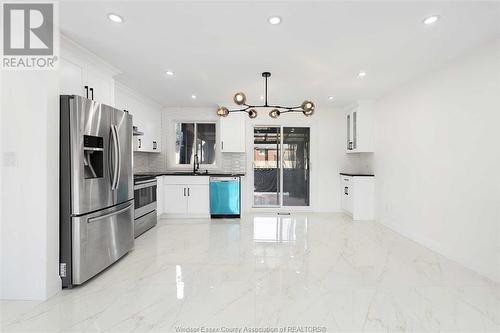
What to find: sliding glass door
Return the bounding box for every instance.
[253,126,310,208]
[253,127,281,206]
[282,127,310,206]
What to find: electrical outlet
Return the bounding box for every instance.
[3,152,18,167]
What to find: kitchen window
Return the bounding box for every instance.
[175,122,216,165]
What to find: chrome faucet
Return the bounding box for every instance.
[193,154,200,174]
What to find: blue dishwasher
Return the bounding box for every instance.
[209,177,241,218]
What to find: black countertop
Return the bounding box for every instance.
[340,172,374,177]
[135,171,245,177]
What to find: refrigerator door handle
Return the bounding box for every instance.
[88,203,133,223]
[114,124,121,190]
[110,125,120,190]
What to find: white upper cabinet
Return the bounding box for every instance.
[346,101,374,153]
[59,58,84,96]
[220,113,246,152]
[114,83,162,153]
[83,68,115,107]
[59,35,119,107]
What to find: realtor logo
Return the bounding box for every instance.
[2,2,58,69]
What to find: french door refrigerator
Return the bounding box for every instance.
[60,95,134,288]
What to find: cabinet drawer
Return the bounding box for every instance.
[341,175,352,186]
[72,201,134,284]
[163,176,209,185]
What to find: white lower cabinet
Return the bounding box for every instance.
[340,174,374,220]
[164,185,189,215]
[186,185,210,215]
[162,176,210,218]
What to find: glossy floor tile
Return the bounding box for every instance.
[1,213,499,332]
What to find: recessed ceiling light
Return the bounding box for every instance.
[107,13,124,23]
[165,70,174,76]
[268,16,281,25]
[423,15,439,25]
[191,94,197,99]
[328,96,335,101]
[358,71,367,78]
[260,95,264,100]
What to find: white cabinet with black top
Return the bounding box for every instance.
[346,101,374,153]
[340,173,374,220]
[162,176,210,218]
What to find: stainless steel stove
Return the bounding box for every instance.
[133,174,157,238]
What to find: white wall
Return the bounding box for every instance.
[0,35,120,301]
[0,70,61,300]
[373,40,500,282]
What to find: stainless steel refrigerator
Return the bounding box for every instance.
[60,95,134,288]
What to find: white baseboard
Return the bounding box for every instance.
[380,219,500,283]
[161,213,210,219]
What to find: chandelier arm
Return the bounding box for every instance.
[231,104,303,110]
[279,109,303,114]
[268,105,303,110]
[228,106,251,113]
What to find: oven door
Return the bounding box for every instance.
[134,180,157,217]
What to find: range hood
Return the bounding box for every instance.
[132,126,144,136]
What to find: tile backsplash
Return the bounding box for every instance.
[220,153,246,174]
[342,153,374,174]
[133,152,166,173]
[134,151,246,174]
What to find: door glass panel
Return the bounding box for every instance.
[196,123,216,165]
[353,111,357,149]
[175,123,194,164]
[283,127,310,206]
[253,127,280,206]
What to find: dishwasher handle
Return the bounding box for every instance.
[210,177,240,182]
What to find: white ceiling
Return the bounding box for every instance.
[60,1,500,108]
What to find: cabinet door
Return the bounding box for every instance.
[346,113,352,150]
[149,108,161,153]
[220,113,245,152]
[151,110,162,152]
[164,185,188,215]
[84,68,114,106]
[156,177,164,216]
[340,176,352,213]
[59,58,84,96]
[352,111,357,150]
[186,185,210,215]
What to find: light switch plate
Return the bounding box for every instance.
[3,152,18,167]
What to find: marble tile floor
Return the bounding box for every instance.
[1,213,499,332]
